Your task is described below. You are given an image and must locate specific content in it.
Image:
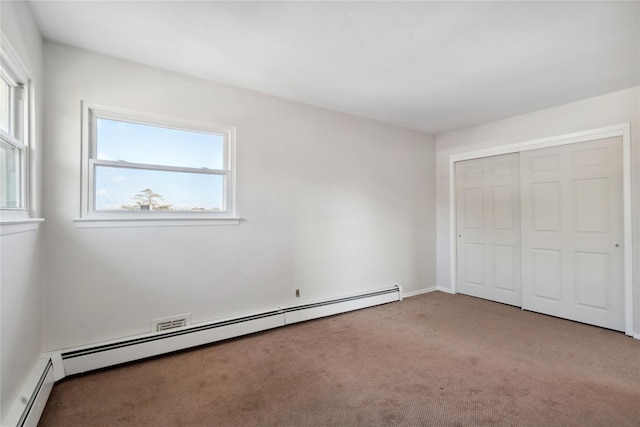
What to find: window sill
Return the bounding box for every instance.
[72,216,242,228]
[0,218,45,236]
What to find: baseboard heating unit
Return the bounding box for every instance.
[60,285,402,377]
[2,358,55,427]
[2,285,402,427]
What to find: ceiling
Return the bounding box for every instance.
[27,1,639,134]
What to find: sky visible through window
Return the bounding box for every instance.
[95,118,225,211]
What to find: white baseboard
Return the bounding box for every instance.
[634,333,640,340]
[436,286,456,294]
[2,357,55,427]
[403,286,437,298]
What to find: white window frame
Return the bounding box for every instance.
[76,102,239,227]
[0,32,32,222]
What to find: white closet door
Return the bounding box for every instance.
[520,137,624,331]
[455,153,521,306]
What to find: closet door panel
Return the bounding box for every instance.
[455,153,521,306]
[520,137,624,331]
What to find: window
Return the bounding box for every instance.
[79,103,237,226]
[0,40,30,218]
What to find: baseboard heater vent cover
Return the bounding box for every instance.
[151,313,191,332]
[60,285,401,377]
[4,358,55,427]
[282,286,401,324]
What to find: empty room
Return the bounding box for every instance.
[1,1,639,426]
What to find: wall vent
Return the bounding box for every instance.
[156,319,187,331]
[151,313,191,332]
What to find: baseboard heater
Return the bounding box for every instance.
[2,358,55,427]
[60,285,401,377]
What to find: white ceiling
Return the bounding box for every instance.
[27,1,639,134]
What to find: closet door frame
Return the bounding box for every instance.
[448,123,633,336]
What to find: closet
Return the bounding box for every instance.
[455,136,624,331]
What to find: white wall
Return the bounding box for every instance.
[435,87,640,333]
[0,0,44,421]
[42,42,436,351]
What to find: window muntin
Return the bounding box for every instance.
[83,104,236,220]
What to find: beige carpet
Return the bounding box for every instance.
[39,292,640,426]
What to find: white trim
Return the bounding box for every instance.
[449,159,457,294]
[437,286,456,295]
[633,334,640,341]
[85,102,234,136]
[0,218,44,225]
[449,124,628,163]
[0,32,32,215]
[403,286,437,298]
[620,124,633,338]
[0,208,30,221]
[0,33,29,83]
[80,102,238,223]
[0,218,43,236]
[1,129,26,150]
[448,123,634,336]
[91,159,230,176]
[72,216,241,228]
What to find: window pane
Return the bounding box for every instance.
[96,118,224,169]
[95,166,224,212]
[0,139,21,208]
[0,77,11,134]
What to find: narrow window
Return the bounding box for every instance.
[0,44,29,216]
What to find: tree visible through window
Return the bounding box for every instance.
[122,188,172,211]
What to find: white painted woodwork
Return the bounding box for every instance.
[444,121,635,336]
[454,136,626,332]
[455,153,521,306]
[520,137,624,331]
